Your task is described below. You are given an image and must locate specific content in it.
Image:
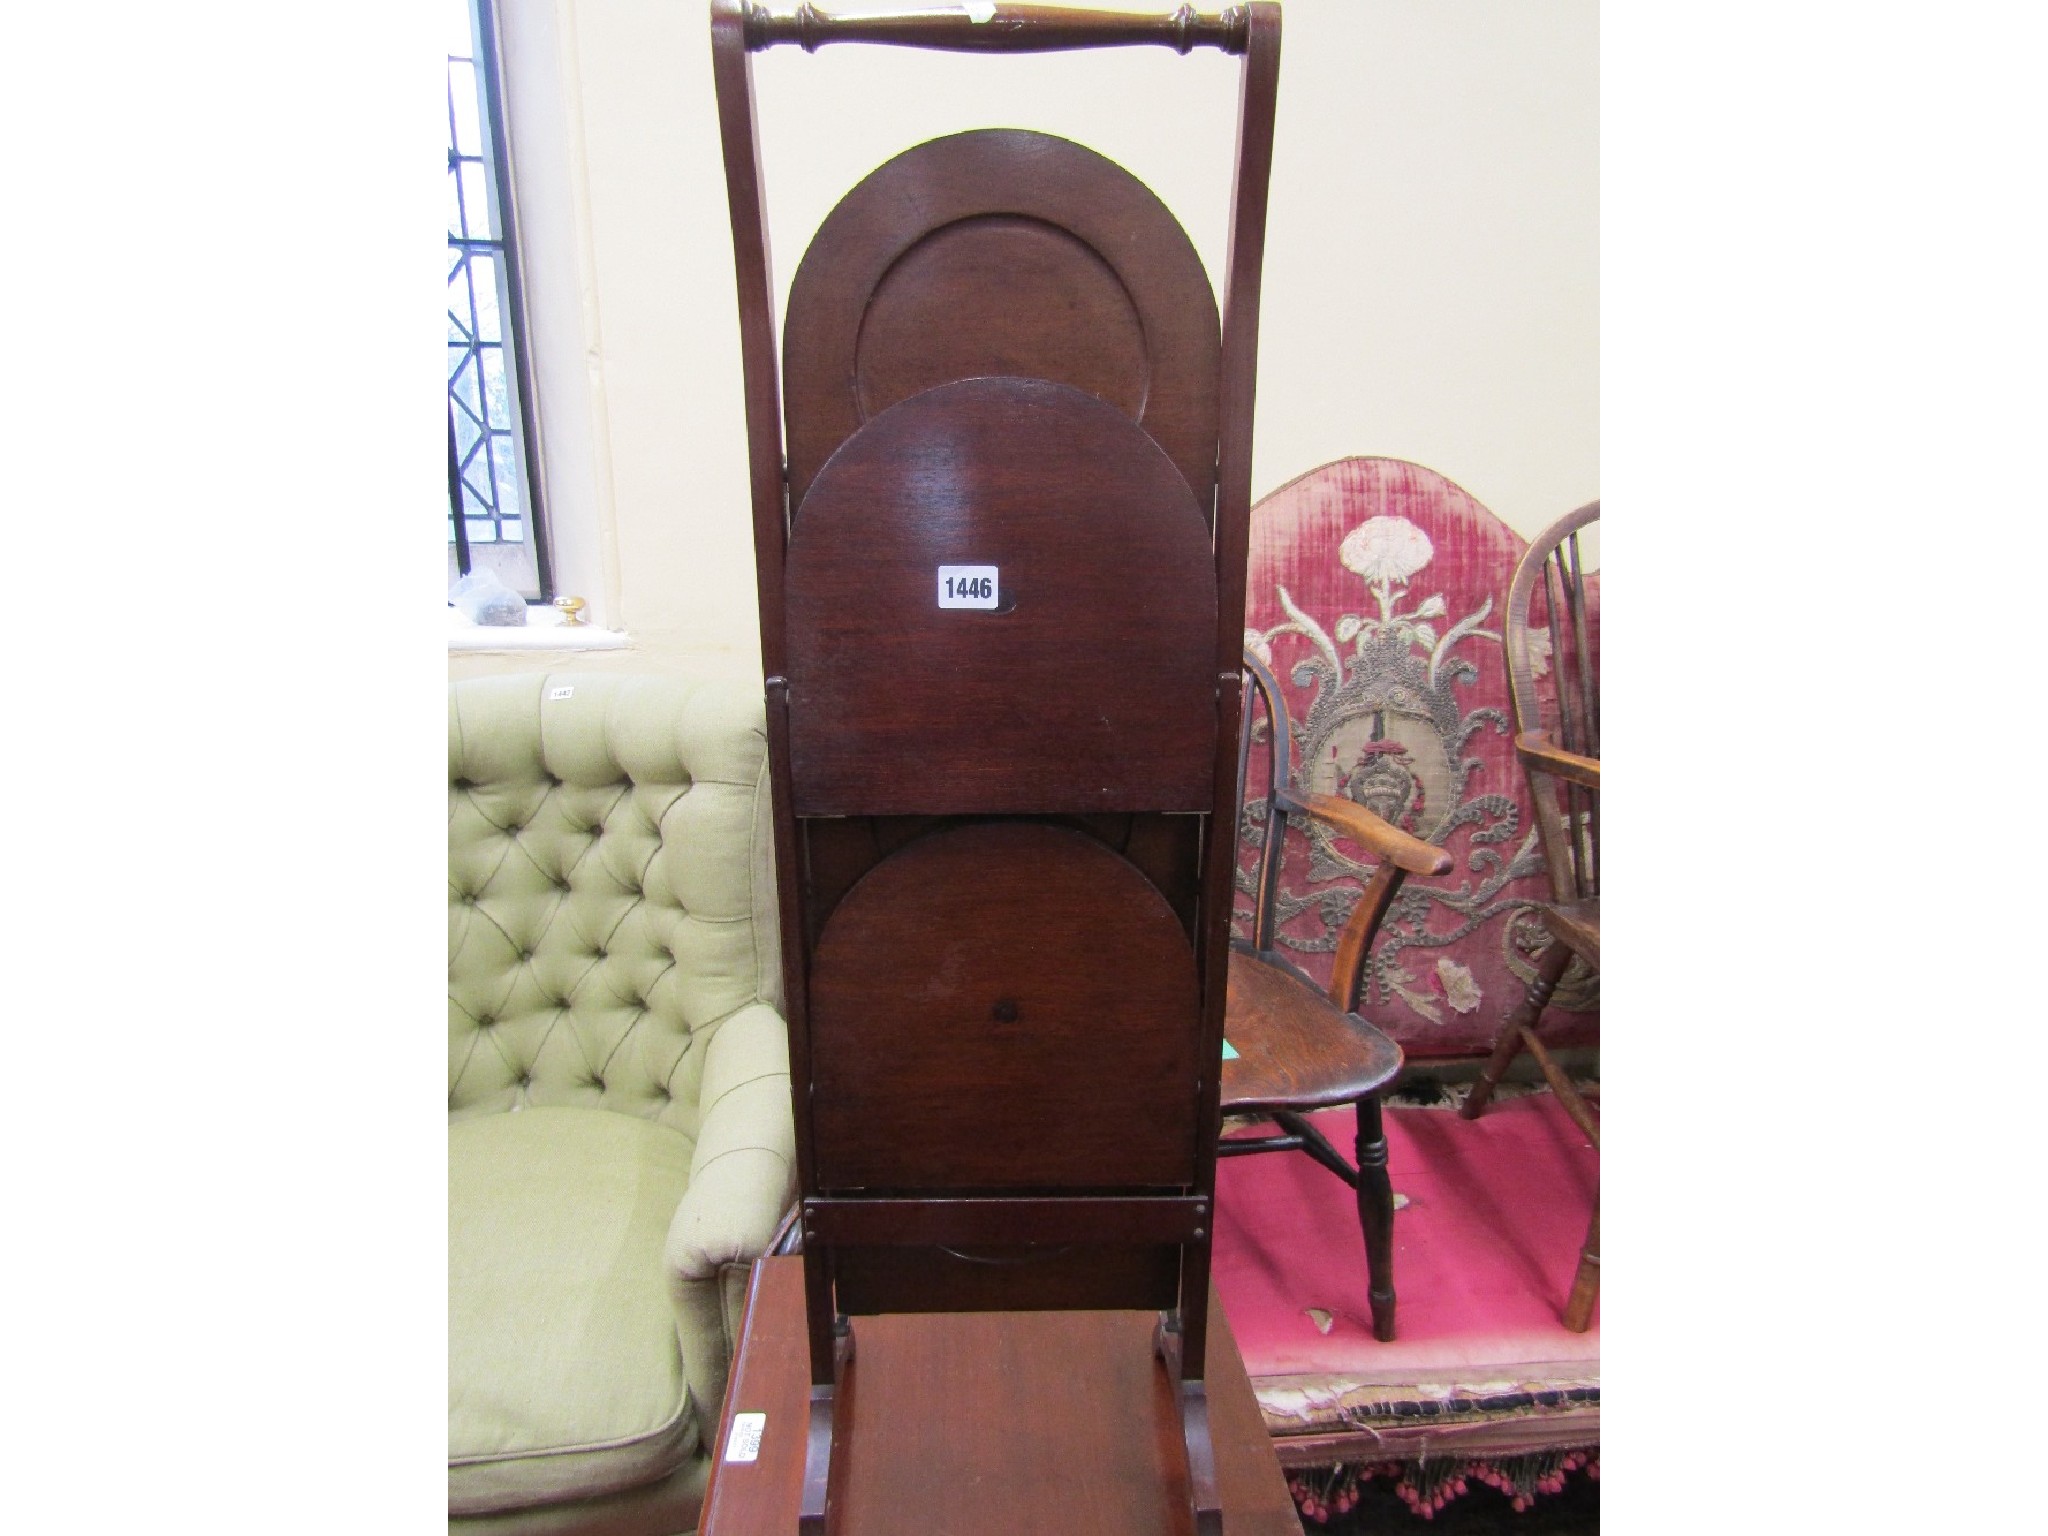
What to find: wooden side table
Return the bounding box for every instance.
[700,1257,1300,1536]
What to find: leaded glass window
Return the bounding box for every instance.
[448,0,549,598]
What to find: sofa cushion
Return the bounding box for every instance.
[450,1107,700,1515]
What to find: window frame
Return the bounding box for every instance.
[448,0,553,602]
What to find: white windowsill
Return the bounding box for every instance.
[448,605,629,653]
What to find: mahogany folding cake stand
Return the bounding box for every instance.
[711,5,1281,1530]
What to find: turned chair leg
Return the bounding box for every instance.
[1462,938,1573,1119]
[1354,1095,1397,1342]
[1563,1199,1599,1332]
[1271,1105,1398,1341]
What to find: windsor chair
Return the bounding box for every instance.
[1460,500,1601,1332]
[1220,649,1452,1342]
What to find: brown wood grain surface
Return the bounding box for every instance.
[1220,943,1404,1113]
[781,129,1221,509]
[712,0,1285,1427]
[832,1242,1184,1318]
[1512,731,1600,790]
[743,3,1253,57]
[786,378,1219,816]
[806,1194,1209,1246]
[699,1256,1300,1536]
[809,820,1201,1191]
[1283,790,1454,879]
[1537,896,1600,970]
[1209,4,1280,675]
[797,812,1205,948]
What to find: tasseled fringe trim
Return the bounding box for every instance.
[1286,1447,1598,1523]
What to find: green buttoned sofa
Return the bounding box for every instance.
[449,673,796,1536]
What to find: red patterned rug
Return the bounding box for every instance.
[1215,1086,1598,1521]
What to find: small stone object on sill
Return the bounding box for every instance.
[450,570,527,626]
[553,595,587,627]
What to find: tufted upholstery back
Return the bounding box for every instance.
[449,673,781,1136]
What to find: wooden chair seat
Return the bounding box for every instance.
[1221,943,1403,1115]
[1538,896,1600,969]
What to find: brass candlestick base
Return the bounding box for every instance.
[552,595,587,627]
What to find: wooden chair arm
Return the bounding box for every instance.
[1279,789,1453,878]
[1515,731,1600,789]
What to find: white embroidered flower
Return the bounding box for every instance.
[1412,594,1448,621]
[1437,957,1481,1014]
[1339,516,1434,586]
[1526,628,1553,679]
[1243,628,1272,667]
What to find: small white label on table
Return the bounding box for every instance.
[547,686,575,701]
[937,565,998,609]
[725,1411,766,1463]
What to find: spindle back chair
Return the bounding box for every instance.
[1220,649,1450,1341]
[1461,500,1601,1332]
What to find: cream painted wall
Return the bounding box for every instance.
[452,0,1596,683]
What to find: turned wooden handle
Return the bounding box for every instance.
[742,2,1250,55]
